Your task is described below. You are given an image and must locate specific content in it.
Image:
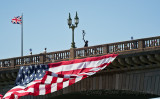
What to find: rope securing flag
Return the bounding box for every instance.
[2,54,118,99]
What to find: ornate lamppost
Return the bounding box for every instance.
[67,12,79,48]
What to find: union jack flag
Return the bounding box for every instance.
[11,16,22,24]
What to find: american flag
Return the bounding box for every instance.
[11,16,22,24]
[2,54,118,99]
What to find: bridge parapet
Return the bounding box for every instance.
[0,36,160,69]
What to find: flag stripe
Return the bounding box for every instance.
[48,54,117,68]
[49,56,116,73]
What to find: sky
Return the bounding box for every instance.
[0,0,160,59]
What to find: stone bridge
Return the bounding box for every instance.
[0,36,160,98]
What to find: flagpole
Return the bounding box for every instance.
[21,13,23,57]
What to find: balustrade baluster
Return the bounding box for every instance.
[58,53,60,60]
[53,53,55,60]
[87,48,89,56]
[56,53,58,60]
[98,47,100,54]
[21,58,24,65]
[122,44,124,50]
[51,54,54,62]
[33,57,35,64]
[78,50,80,57]
[63,53,65,59]
[33,57,36,64]
[91,49,93,55]
[100,47,103,54]
[112,45,114,52]
[62,53,63,59]
[149,40,151,47]
[35,56,38,63]
[76,50,78,57]
[87,48,91,56]
[37,56,39,63]
[0,61,1,67]
[153,39,155,46]
[61,53,63,59]
[66,52,68,58]
[81,50,83,56]
[99,47,101,53]
[18,59,20,65]
[30,56,33,64]
[57,53,59,59]
[79,50,80,57]
[55,53,57,60]
[35,56,37,63]
[155,39,158,46]
[16,59,18,65]
[63,52,65,59]
[58,53,61,60]
[59,53,61,59]
[68,52,69,58]
[2,61,4,67]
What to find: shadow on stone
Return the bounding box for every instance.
[47,90,159,99]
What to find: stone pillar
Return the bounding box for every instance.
[103,45,109,54]
[70,48,76,60]
[11,59,16,67]
[40,54,46,64]
[138,40,145,49]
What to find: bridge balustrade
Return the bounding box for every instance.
[144,36,160,48]
[0,60,11,67]
[75,45,103,57]
[0,36,160,69]
[108,40,138,53]
[15,55,40,66]
[45,50,70,63]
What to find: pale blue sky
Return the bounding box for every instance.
[0,0,160,59]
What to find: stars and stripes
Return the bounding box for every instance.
[2,54,118,99]
[11,16,22,24]
[15,65,49,86]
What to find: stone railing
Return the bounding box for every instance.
[0,36,160,69]
[45,50,70,63]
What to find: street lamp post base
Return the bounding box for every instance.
[71,42,76,48]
